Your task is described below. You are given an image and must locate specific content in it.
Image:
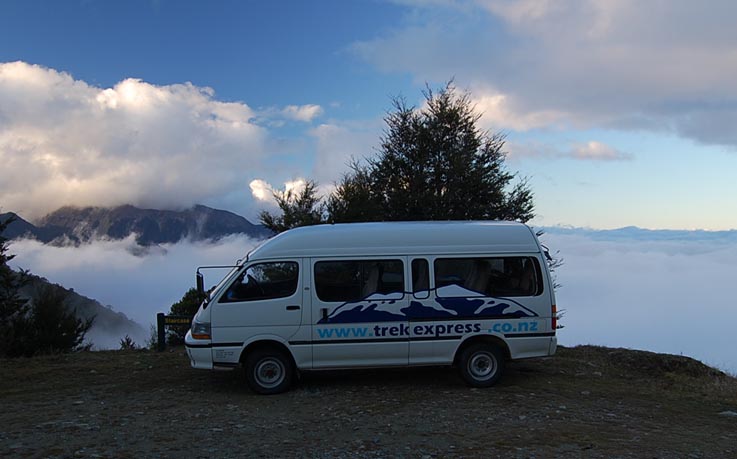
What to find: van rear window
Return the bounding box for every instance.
[315,260,404,302]
[434,257,543,297]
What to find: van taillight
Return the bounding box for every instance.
[551,304,557,331]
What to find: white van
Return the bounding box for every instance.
[185,221,558,394]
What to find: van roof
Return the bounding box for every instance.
[248,221,541,260]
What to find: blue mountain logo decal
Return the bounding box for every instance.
[318,284,537,324]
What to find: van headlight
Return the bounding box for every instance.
[191,320,211,340]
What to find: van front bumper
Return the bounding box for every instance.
[185,330,213,370]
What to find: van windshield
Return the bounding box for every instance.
[204,264,244,307]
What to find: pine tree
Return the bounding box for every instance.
[0,215,30,356]
[25,284,94,355]
[259,180,326,233]
[328,83,534,223]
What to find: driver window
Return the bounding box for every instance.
[221,262,299,302]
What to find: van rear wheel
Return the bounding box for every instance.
[458,343,505,387]
[244,348,294,395]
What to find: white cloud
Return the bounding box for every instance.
[474,91,568,131]
[570,141,631,161]
[283,178,307,195]
[354,1,737,147]
[282,104,324,122]
[507,140,631,161]
[249,179,273,202]
[249,177,316,208]
[250,104,324,127]
[8,234,259,328]
[309,122,379,184]
[541,229,737,374]
[0,61,270,219]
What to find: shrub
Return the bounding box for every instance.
[166,288,202,345]
[21,284,94,356]
[119,334,138,350]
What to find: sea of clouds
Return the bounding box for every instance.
[8,235,260,334]
[539,228,737,374]
[9,228,737,374]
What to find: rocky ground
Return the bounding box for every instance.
[1,345,736,458]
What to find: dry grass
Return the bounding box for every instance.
[1,345,736,458]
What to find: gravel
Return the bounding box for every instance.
[1,346,736,458]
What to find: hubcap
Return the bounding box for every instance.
[255,358,285,389]
[468,351,496,380]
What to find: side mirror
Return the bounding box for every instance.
[196,271,205,298]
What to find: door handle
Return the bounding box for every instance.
[286,305,300,311]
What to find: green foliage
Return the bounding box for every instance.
[170,287,203,317]
[0,215,31,356]
[326,161,383,223]
[145,324,158,350]
[119,334,138,350]
[535,229,564,290]
[1,215,93,357]
[328,83,534,223]
[23,284,94,356]
[167,287,203,344]
[259,180,326,233]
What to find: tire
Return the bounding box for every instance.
[458,343,505,388]
[244,348,294,395]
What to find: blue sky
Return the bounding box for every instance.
[1,0,736,230]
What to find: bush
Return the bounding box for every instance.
[119,334,138,350]
[20,284,93,356]
[145,324,158,350]
[166,288,202,345]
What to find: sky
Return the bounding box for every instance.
[1,0,736,230]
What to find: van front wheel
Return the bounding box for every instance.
[245,349,293,395]
[458,343,505,387]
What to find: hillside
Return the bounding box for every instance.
[1,345,735,458]
[2,204,272,246]
[18,274,149,350]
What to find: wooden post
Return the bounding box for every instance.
[157,312,166,352]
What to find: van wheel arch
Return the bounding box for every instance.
[455,336,510,387]
[454,335,510,366]
[240,340,297,394]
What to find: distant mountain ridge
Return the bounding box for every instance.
[1,204,273,246]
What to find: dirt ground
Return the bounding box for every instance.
[1,345,736,458]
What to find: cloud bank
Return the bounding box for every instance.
[9,234,259,330]
[354,0,737,147]
[0,61,324,219]
[541,228,737,374]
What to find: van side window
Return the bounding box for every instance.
[434,257,543,297]
[221,262,299,302]
[411,258,430,299]
[315,260,404,302]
